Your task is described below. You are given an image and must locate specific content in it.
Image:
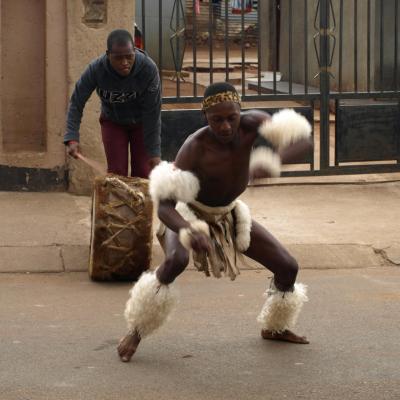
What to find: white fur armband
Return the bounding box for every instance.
[259,109,312,150]
[178,220,210,251]
[149,161,200,205]
[249,147,281,178]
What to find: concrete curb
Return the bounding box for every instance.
[1,242,399,274]
[0,246,64,273]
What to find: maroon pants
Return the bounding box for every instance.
[100,117,150,178]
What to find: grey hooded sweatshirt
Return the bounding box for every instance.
[64,49,161,157]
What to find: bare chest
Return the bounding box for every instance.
[195,145,251,206]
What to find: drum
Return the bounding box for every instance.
[89,175,153,281]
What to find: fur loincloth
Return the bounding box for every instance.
[157,200,252,281]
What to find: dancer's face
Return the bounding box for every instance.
[205,101,241,144]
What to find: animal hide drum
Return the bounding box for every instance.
[89,175,153,281]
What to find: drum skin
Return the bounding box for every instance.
[89,175,153,281]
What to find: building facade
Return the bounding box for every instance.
[0,0,135,193]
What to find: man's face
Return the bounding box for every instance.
[107,41,135,76]
[205,101,241,144]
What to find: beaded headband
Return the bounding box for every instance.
[201,90,241,111]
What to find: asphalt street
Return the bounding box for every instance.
[1,268,400,400]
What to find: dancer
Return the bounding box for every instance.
[118,82,312,361]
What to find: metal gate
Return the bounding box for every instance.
[137,0,400,176]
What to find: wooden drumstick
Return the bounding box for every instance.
[76,153,107,175]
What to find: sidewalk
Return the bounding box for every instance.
[1,178,399,274]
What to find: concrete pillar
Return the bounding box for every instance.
[66,0,135,194]
[1,0,46,152]
[0,0,67,189]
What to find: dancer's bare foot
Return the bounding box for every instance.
[261,329,309,344]
[117,331,141,362]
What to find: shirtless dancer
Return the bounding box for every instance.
[118,82,313,362]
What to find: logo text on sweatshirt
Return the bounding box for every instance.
[97,88,137,103]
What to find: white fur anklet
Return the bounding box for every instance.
[249,147,282,178]
[178,220,210,251]
[259,109,312,150]
[257,281,308,333]
[124,270,177,338]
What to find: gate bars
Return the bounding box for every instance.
[136,0,400,175]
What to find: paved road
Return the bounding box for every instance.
[1,268,399,400]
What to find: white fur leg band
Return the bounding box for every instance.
[249,147,281,178]
[178,220,210,251]
[234,200,252,252]
[257,282,308,333]
[259,109,312,150]
[124,271,177,338]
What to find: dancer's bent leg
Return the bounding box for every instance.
[118,229,189,361]
[244,220,309,344]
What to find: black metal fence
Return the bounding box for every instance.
[137,0,400,176]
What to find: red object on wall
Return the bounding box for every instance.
[134,23,143,49]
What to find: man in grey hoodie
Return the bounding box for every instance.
[64,29,161,177]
